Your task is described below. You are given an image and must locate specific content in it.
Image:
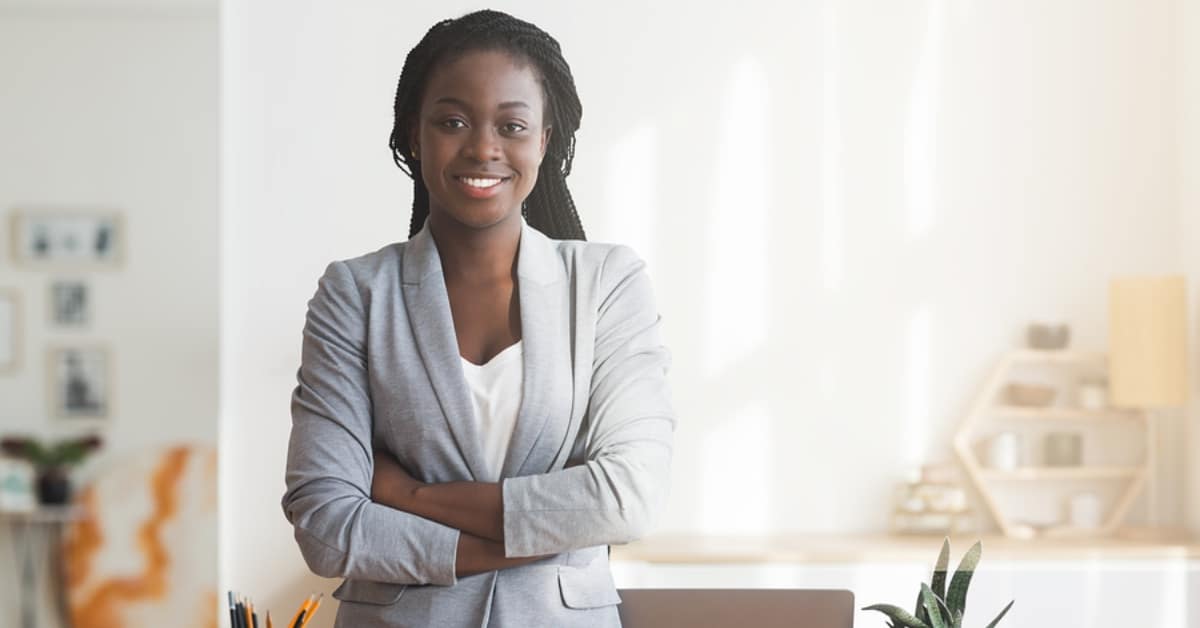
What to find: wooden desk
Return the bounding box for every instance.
[611,531,1200,628]
[612,530,1200,564]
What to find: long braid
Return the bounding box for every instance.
[389,10,587,241]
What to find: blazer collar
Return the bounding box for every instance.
[401,215,565,287]
[399,214,572,481]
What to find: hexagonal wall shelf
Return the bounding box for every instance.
[953,350,1151,539]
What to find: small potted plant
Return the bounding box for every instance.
[864,538,1014,628]
[0,435,103,505]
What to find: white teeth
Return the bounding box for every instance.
[461,177,503,188]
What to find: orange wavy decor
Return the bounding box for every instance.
[62,445,217,628]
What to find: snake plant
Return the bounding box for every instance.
[862,539,1014,628]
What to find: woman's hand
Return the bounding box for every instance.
[371,448,424,510]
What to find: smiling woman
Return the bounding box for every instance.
[281,9,675,628]
[416,50,551,230]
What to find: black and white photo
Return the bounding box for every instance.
[50,280,89,327]
[10,210,124,267]
[48,347,110,420]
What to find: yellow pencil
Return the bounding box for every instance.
[287,594,314,628]
[299,594,324,628]
[267,610,273,628]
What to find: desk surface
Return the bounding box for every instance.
[611,529,1200,563]
[0,506,80,524]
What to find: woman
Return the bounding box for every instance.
[282,10,675,627]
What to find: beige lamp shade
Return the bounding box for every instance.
[1108,275,1190,408]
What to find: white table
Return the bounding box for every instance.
[1,507,80,628]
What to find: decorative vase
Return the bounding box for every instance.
[36,467,71,505]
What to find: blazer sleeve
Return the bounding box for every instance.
[501,244,676,557]
[282,260,461,585]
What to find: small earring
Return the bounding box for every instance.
[411,145,419,159]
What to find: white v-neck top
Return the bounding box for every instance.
[459,340,524,481]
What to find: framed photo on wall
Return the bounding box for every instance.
[49,280,89,327]
[47,346,111,421]
[0,290,19,374]
[10,209,125,268]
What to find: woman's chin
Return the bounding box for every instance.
[435,204,521,231]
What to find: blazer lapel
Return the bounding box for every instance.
[401,217,573,482]
[401,222,489,482]
[501,220,573,478]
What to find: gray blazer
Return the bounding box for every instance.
[282,216,675,627]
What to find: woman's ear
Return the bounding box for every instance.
[408,127,420,160]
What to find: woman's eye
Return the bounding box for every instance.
[441,119,466,129]
[502,122,527,133]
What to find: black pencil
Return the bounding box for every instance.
[292,609,307,628]
[228,592,238,628]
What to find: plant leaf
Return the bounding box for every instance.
[931,537,950,600]
[915,588,929,625]
[946,540,982,617]
[984,600,1014,628]
[862,603,932,628]
[933,596,956,628]
[920,584,946,628]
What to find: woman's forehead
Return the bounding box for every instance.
[423,49,545,111]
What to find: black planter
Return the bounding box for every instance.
[37,468,71,505]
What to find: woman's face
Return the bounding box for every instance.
[415,49,551,233]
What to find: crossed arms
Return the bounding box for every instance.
[369,452,540,578]
[281,245,674,586]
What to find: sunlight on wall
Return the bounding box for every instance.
[698,57,771,534]
[902,0,945,471]
[703,57,769,380]
[701,402,771,534]
[821,0,844,290]
[905,0,944,239]
[604,124,659,271]
[906,304,931,468]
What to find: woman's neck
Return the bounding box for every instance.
[427,211,522,285]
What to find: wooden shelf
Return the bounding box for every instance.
[955,349,1152,539]
[990,406,1143,421]
[978,466,1142,480]
[1007,350,1107,364]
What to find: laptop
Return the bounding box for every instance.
[617,588,855,628]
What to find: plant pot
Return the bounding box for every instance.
[37,467,71,505]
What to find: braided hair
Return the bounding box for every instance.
[389,10,587,241]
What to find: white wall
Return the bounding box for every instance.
[0,5,218,627]
[0,4,219,453]
[1179,0,1200,533]
[0,5,218,470]
[221,0,1190,624]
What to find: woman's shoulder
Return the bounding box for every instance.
[310,242,406,296]
[546,236,646,273]
[330,241,406,277]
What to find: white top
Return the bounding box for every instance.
[459,340,524,481]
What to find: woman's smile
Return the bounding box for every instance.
[453,174,513,199]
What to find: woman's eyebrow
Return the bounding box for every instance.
[432,96,532,111]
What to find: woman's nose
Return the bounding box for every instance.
[462,126,501,161]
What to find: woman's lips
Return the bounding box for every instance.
[454,175,510,199]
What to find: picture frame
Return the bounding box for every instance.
[47,346,112,421]
[10,209,125,268]
[0,290,19,374]
[49,280,89,327]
